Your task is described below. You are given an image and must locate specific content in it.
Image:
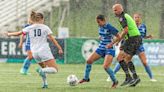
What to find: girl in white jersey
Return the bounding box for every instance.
[7,11,63,88]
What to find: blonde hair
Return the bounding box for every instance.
[133,13,142,18]
[30,11,44,22]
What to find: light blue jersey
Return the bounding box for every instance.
[138,23,146,39]
[23,24,31,51]
[96,23,118,57]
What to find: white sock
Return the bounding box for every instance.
[42,74,48,86]
[42,67,58,74]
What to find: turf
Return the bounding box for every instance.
[0,63,163,92]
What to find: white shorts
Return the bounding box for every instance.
[32,50,54,63]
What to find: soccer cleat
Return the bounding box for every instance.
[150,78,157,82]
[129,77,141,87]
[106,77,111,82]
[20,68,30,75]
[42,85,48,89]
[120,78,132,86]
[78,78,90,84]
[111,80,118,88]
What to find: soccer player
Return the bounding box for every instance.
[106,4,142,86]
[79,14,120,88]
[19,20,33,75]
[107,13,157,82]
[7,11,63,88]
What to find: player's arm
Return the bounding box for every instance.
[144,35,153,39]
[18,34,25,48]
[7,31,22,36]
[106,24,121,48]
[106,33,121,48]
[142,24,153,39]
[48,34,63,55]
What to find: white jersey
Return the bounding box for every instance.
[22,24,52,53]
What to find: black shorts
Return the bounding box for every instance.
[120,36,142,56]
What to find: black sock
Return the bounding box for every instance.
[119,60,131,79]
[128,61,138,79]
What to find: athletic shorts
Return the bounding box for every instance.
[120,36,142,56]
[95,48,115,57]
[32,49,54,63]
[25,45,31,51]
[136,44,145,55]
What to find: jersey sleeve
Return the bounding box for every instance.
[119,15,128,28]
[107,24,119,36]
[46,26,53,35]
[143,24,147,37]
[22,26,30,34]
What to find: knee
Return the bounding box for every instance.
[117,56,124,61]
[28,55,33,60]
[86,59,93,64]
[103,64,109,69]
[142,61,147,66]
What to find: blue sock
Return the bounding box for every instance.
[105,68,116,82]
[114,63,121,74]
[84,64,92,80]
[21,57,31,73]
[144,65,153,79]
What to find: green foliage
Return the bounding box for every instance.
[49,0,162,38]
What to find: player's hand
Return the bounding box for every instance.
[148,35,153,39]
[58,49,63,55]
[106,43,113,49]
[115,42,119,46]
[98,36,102,40]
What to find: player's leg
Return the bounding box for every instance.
[79,51,101,84]
[138,52,157,82]
[103,50,118,88]
[114,63,121,74]
[114,50,125,74]
[106,51,122,82]
[36,59,58,88]
[41,59,58,74]
[116,50,133,86]
[37,62,48,88]
[125,37,142,86]
[20,50,32,75]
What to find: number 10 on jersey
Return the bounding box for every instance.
[34,29,41,37]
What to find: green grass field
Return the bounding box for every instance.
[0,63,164,92]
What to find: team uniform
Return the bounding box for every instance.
[96,23,118,57]
[115,12,141,86]
[23,24,31,51]
[107,13,155,82]
[118,12,142,56]
[136,24,147,54]
[80,22,119,87]
[20,24,31,74]
[22,24,54,63]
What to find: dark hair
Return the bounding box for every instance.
[96,14,106,21]
[30,11,44,22]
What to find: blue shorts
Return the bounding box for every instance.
[95,48,115,58]
[25,45,31,51]
[136,44,145,55]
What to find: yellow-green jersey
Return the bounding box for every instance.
[118,12,140,39]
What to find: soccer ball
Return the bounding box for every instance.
[67,74,78,86]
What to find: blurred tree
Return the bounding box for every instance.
[159,0,164,39]
[101,0,109,16]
